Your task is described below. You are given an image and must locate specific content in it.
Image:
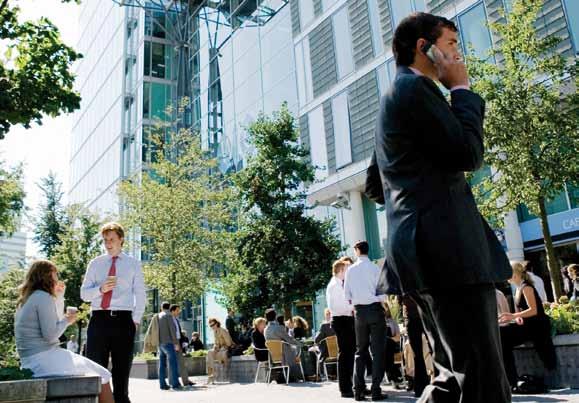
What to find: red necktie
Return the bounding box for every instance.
[100,256,118,309]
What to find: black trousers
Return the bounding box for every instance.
[384,337,400,382]
[331,315,355,393]
[410,285,511,403]
[354,303,386,394]
[500,317,556,386]
[407,314,429,397]
[87,311,136,403]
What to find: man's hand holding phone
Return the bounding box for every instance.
[424,43,469,90]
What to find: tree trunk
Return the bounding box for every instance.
[537,196,563,301]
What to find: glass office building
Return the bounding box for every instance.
[294,0,578,314]
[70,0,578,336]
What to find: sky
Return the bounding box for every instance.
[0,0,80,257]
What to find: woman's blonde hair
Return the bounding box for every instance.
[292,315,309,330]
[332,260,347,275]
[511,261,534,286]
[17,260,57,308]
[253,317,267,328]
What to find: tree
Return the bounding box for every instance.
[219,105,342,317]
[467,0,579,300]
[33,171,65,258]
[0,0,82,138]
[117,118,236,304]
[51,204,102,353]
[0,159,25,235]
[0,269,25,367]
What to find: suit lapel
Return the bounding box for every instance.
[396,66,447,103]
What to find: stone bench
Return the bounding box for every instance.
[514,333,579,388]
[130,356,207,379]
[0,376,101,403]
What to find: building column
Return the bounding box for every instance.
[341,190,367,252]
[504,210,525,261]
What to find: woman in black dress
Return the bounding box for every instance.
[499,261,556,390]
[251,317,268,362]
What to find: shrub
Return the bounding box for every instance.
[546,300,579,335]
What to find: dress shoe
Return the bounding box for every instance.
[341,391,355,398]
[354,392,365,401]
[160,385,170,390]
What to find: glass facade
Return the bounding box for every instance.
[563,0,579,53]
[332,91,352,169]
[458,3,493,60]
[333,6,355,79]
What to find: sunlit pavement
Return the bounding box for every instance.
[129,376,579,402]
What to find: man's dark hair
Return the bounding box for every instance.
[265,308,276,322]
[162,302,171,310]
[276,315,285,325]
[353,240,369,255]
[169,304,180,312]
[393,12,457,66]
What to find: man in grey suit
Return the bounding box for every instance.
[264,309,302,381]
[158,304,181,390]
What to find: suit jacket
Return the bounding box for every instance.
[314,322,336,359]
[158,310,178,345]
[143,313,159,353]
[367,66,511,294]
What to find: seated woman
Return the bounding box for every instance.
[206,318,233,384]
[251,317,268,362]
[292,316,309,339]
[14,260,113,403]
[310,308,337,379]
[568,264,579,301]
[499,261,557,391]
[383,302,403,385]
[190,332,205,351]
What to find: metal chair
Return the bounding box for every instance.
[318,335,339,381]
[253,345,270,383]
[264,340,290,385]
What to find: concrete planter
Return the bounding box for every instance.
[514,333,579,388]
[227,355,258,384]
[130,356,207,380]
[0,379,46,403]
[0,376,100,403]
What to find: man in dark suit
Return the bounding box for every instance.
[366,12,511,403]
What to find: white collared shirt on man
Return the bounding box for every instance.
[80,252,146,323]
[326,276,353,317]
[344,255,385,306]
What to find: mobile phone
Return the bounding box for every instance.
[421,41,438,64]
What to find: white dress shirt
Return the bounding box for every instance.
[344,256,385,306]
[529,273,548,303]
[326,276,353,317]
[80,252,146,323]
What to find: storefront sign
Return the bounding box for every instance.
[520,208,579,242]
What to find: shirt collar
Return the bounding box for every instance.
[409,67,424,76]
[357,255,370,262]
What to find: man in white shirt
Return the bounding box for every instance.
[344,241,388,401]
[326,259,355,398]
[527,267,548,303]
[81,222,146,403]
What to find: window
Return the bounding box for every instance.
[294,40,313,106]
[299,0,315,28]
[322,0,337,12]
[332,92,352,168]
[333,7,354,79]
[390,0,414,28]
[516,190,570,223]
[151,83,171,120]
[387,58,397,82]
[568,183,579,209]
[458,3,493,60]
[308,106,328,182]
[563,0,579,53]
[368,0,384,56]
[377,63,389,96]
[151,43,171,79]
[144,42,151,76]
[143,81,150,119]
